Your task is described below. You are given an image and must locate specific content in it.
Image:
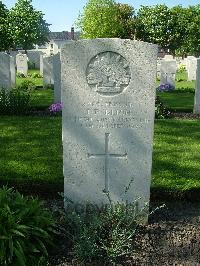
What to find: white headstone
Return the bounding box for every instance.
[62,39,157,216]
[157,60,161,79]
[27,50,44,69]
[0,53,16,89]
[187,58,197,81]
[160,59,176,87]
[10,56,16,87]
[164,55,173,60]
[185,56,195,71]
[16,53,28,76]
[53,53,61,103]
[194,58,200,114]
[43,55,54,86]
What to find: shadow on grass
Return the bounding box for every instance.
[0,116,63,186]
[0,116,200,200]
[157,92,195,112]
[152,120,200,195]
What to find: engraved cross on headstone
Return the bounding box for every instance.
[88,133,127,193]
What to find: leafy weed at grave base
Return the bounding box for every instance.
[0,186,59,266]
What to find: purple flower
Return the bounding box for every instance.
[157,83,175,92]
[48,103,63,113]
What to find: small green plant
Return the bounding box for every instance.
[32,72,43,78]
[16,72,26,78]
[177,63,186,72]
[64,201,145,264]
[0,186,57,266]
[0,88,31,115]
[17,80,36,91]
[175,67,188,82]
[155,96,172,119]
[28,72,43,78]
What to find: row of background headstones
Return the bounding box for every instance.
[7,51,199,86]
[157,55,198,87]
[0,52,61,103]
[0,51,199,112]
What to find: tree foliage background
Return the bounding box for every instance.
[76,0,200,56]
[0,0,49,51]
[136,4,200,56]
[0,2,12,51]
[75,0,135,39]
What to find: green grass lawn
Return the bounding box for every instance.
[1,68,199,196]
[16,69,54,109]
[157,69,195,112]
[30,89,54,109]
[157,91,194,112]
[16,69,43,87]
[0,116,62,184]
[16,69,195,112]
[0,116,200,193]
[152,119,200,191]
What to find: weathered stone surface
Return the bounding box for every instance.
[42,55,54,86]
[160,59,176,87]
[10,56,16,88]
[157,59,161,79]
[187,57,197,81]
[16,53,28,76]
[185,56,196,71]
[40,54,44,75]
[0,53,16,89]
[53,53,61,103]
[62,39,157,211]
[27,50,44,69]
[194,58,200,114]
[164,55,173,60]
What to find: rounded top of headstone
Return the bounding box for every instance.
[86,51,131,96]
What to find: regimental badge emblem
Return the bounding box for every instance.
[86,51,131,96]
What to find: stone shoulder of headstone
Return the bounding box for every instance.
[187,57,197,81]
[164,55,174,60]
[160,59,176,72]
[16,53,28,76]
[62,38,158,221]
[0,52,16,89]
[53,53,61,103]
[43,55,54,86]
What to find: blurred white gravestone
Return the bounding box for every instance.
[62,39,157,215]
[194,58,200,114]
[0,53,16,89]
[27,50,44,69]
[160,60,176,88]
[42,55,54,86]
[164,55,173,60]
[187,58,197,81]
[16,53,28,76]
[157,59,161,79]
[53,53,61,103]
[185,56,196,71]
[40,54,44,75]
